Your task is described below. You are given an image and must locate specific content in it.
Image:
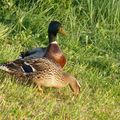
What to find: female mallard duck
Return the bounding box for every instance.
[19,21,67,68]
[0,58,80,95]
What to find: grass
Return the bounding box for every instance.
[0,0,120,119]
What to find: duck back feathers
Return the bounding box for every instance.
[0,58,80,95]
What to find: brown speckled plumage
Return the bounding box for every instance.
[0,58,80,95]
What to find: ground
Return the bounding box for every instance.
[0,0,120,119]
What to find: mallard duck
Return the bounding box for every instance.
[19,21,67,68]
[0,58,80,95]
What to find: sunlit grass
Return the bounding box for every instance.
[0,0,120,119]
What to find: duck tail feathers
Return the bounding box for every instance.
[0,64,11,73]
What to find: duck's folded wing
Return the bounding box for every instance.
[0,59,36,76]
[0,59,24,74]
[19,47,47,59]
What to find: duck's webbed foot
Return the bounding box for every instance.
[38,86,43,94]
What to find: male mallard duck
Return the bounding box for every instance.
[19,21,67,68]
[0,58,80,95]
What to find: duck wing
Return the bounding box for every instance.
[0,58,59,75]
[0,59,37,76]
[19,47,46,59]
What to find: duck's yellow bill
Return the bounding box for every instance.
[58,27,67,36]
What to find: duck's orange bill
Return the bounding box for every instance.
[58,27,67,36]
